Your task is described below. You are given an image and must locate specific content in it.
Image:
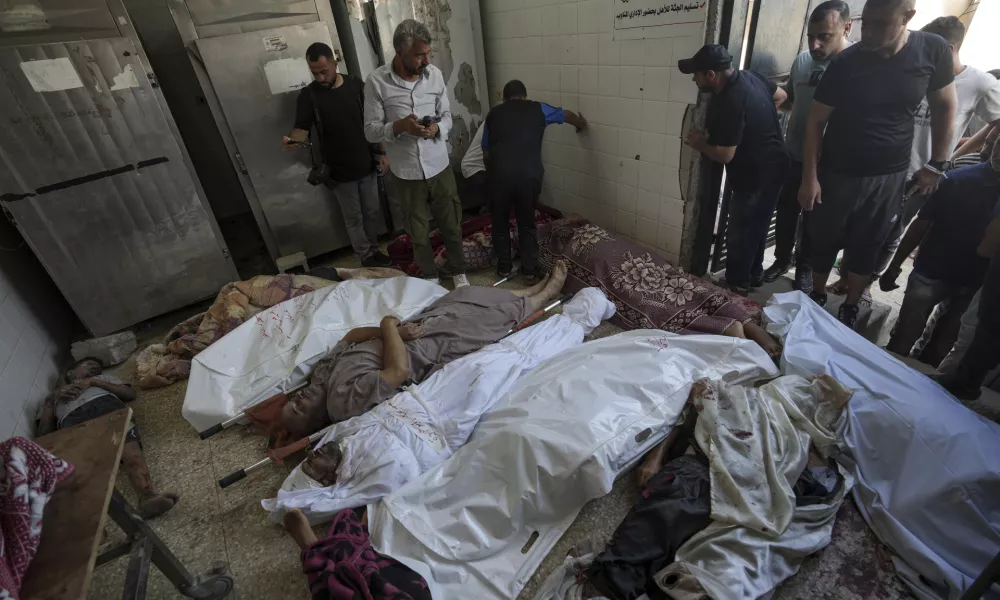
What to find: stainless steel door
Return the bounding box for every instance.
[0,38,238,335]
[195,22,353,259]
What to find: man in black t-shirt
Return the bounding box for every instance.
[680,45,789,294]
[797,0,957,330]
[282,42,391,267]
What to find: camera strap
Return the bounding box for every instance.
[307,85,326,170]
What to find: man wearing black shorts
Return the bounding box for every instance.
[680,44,789,294]
[37,357,179,518]
[798,0,957,329]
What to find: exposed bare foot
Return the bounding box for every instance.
[283,508,318,549]
[528,261,569,311]
[744,322,782,359]
[138,492,179,519]
[827,278,848,295]
[511,273,551,298]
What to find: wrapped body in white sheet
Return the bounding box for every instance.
[182,278,447,433]
[262,288,616,523]
[766,291,1000,600]
[369,331,779,600]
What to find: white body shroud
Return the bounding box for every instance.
[182,278,447,433]
[766,291,1000,600]
[262,288,617,523]
[369,331,779,600]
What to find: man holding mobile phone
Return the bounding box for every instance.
[282,42,391,267]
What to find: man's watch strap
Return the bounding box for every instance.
[925,159,952,174]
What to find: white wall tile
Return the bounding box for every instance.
[559,4,578,34]
[578,174,599,200]
[662,167,682,199]
[579,66,600,96]
[541,5,560,34]
[645,38,673,66]
[524,8,543,36]
[579,94,600,122]
[657,223,683,255]
[539,65,561,91]
[619,98,643,132]
[618,128,642,160]
[544,35,561,60]
[669,68,699,103]
[561,92,580,112]
[544,164,564,189]
[597,177,618,206]
[578,0,598,33]
[616,183,638,213]
[597,152,620,181]
[643,66,671,101]
[660,196,685,228]
[619,157,639,186]
[597,96,619,126]
[619,66,643,99]
[559,66,579,93]
[615,209,637,238]
[642,100,668,135]
[562,169,582,195]
[638,161,662,194]
[560,34,579,64]
[597,0,613,33]
[666,102,687,136]
[598,33,620,65]
[637,188,660,220]
[578,34,599,64]
[586,123,618,153]
[620,40,645,66]
[598,66,620,96]
[672,36,703,62]
[636,216,658,246]
[664,135,681,167]
[641,132,666,165]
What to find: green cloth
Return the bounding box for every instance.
[390,168,466,278]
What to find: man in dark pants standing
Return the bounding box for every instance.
[483,80,587,283]
[763,1,852,292]
[283,42,391,268]
[798,0,957,330]
[680,45,789,295]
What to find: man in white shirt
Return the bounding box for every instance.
[364,19,468,287]
[872,15,1000,280]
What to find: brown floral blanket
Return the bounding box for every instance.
[134,268,405,389]
[538,218,761,335]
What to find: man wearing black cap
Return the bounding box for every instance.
[797,0,957,330]
[680,44,789,294]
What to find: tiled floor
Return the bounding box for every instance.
[87,249,976,600]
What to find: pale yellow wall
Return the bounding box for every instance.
[910,0,975,29]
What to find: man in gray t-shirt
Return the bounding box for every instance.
[762,1,853,292]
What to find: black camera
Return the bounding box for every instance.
[307,163,336,188]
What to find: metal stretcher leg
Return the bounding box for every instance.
[103,491,234,599]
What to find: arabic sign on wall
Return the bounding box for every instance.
[613,0,708,40]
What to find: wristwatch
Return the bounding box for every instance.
[924,159,952,175]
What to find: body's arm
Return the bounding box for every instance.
[378,316,409,387]
[797,101,834,210]
[37,394,58,436]
[563,110,587,131]
[952,123,997,159]
[772,86,788,112]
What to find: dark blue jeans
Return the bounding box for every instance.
[725,179,784,288]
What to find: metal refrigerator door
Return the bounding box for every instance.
[0,38,238,335]
[194,22,353,259]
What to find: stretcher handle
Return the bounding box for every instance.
[219,470,247,488]
[199,423,225,440]
[510,294,572,333]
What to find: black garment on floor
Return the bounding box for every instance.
[585,454,712,600]
[490,178,542,276]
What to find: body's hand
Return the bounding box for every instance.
[422,123,440,140]
[797,177,821,211]
[380,315,401,329]
[394,114,428,137]
[54,384,83,403]
[684,129,708,152]
[879,266,902,292]
[911,167,943,197]
[397,323,425,342]
[282,135,308,150]
[378,154,390,174]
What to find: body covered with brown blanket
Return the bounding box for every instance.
[135,269,404,389]
[538,218,761,334]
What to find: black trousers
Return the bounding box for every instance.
[772,160,810,269]
[490,176,541,276]
[954,253,1000,389]
[725,177,784,288]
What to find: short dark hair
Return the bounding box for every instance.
[810,1,850,24]
[502,80,527,101]
[306,42,333,63]
[989,69,1000,80]
[922,16,965,47]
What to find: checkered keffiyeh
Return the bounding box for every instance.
[0,437,74,599]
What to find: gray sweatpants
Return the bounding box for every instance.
[331,172,382,258]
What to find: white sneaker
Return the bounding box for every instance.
[452,274,470,288]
